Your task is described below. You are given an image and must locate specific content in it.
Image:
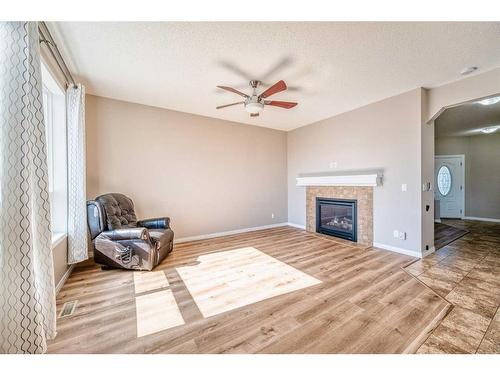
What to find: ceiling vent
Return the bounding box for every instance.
[460,66,478,75]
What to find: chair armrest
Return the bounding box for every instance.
[137,217,170,229]
[100,228,149,241]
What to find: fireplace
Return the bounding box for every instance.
[316,197,357,242]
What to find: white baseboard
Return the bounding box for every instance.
[463,216,500,223]
[174,222,289,243]
[373,242,422,258]
[422,246,436,257]
[55,264,74,295]
[286,222,306,230]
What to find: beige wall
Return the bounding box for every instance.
[85,95,288,239]
[52,238,69,287]
[435,134,500,220]
[287,89,424,255]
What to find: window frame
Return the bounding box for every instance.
[41,62,68,240]
[42,85,54,198]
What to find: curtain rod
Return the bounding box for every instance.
[38,21,77,89]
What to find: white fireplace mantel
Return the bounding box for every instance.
[296,173,382,187]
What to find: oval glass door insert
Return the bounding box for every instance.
[437,165,452,196]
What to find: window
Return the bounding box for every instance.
[41,63,67,236]
[42,86,54,197]
[437,165,452,196]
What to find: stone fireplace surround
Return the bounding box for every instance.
[297,172,380,247]
[306,186,374,246]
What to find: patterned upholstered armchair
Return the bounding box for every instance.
[87,193,174,270]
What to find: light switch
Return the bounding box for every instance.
[401,184,407,192]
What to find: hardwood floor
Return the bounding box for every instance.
[47,226,451,354]
[405,219,500,354]
[434,222,468,250]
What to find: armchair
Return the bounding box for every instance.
[87,193,174,270]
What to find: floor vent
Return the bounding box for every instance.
[59,300,78,318]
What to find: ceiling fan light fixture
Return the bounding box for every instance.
[477,96,500,106]
[480,125,500,134]
[245,101,264,114]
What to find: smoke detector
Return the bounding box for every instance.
[460,66,478,75]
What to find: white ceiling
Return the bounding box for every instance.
[436,97,500,137]
[51,22,500,131]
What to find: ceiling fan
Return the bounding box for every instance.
[216,80,297,117]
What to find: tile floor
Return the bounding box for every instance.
[405,219,500,354]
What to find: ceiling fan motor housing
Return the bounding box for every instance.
[249,80,261,88]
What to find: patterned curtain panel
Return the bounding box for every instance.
[0,22,57,353]
[66,85,89,264]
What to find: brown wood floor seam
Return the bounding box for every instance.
[475,305,499,354]
[396,256,457,352]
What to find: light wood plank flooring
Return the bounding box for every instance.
[406,220,500,354]
[47,226,450,354]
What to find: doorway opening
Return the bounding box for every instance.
[432,95,500,250]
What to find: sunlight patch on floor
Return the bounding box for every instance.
[135,289,184,337]
[176,247,322,318]
[133,270,170,294]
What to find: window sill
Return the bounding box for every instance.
[52,232,67,249]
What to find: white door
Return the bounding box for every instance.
[435,155,464,218]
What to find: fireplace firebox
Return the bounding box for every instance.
[316,197,357,242]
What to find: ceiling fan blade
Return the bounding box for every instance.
[250,113,259,117]
[259,80,287,99]
[218,61,253,81]
[216,85,249,98]
[264,100,298,109]
[216,101,245,109]
[260,57,293,82]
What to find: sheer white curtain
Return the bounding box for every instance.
[66,84,88,264]
[0,22,56,353]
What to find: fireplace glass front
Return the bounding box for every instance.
[316,198,357,242]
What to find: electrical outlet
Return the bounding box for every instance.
[398,231,407,240]
[329,161,337,169]
[271,213,275,219]
[401,184,407,192]
[393,230,399,239]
